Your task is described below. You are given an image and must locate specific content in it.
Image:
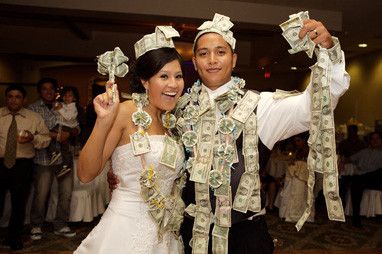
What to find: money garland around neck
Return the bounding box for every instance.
[175,77,261,254]
[130,92,186,241]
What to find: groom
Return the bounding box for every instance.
[177,13,349,254]
[108,13,350,254]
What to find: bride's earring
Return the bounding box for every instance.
[145,88,149,101]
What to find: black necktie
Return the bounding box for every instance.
[4,114,17,168]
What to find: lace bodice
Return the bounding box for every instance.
[111,135,184,200]
[75,135,184,254]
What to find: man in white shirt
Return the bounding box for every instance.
[180,13,350,254]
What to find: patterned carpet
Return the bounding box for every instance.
[266,210,382,251]
[0,209,381,253]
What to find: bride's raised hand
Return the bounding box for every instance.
[93,81,120,123]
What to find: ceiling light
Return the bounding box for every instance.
[358,43,368,48]
[290,66,297,70]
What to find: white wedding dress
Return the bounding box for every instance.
[75,135,185,254]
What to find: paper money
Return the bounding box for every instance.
[273,89,303,100]
[280,15,301,32]
[159,135,178,169]
[97,47,129,103]
[185,204,197,218]
[175,93,190,112]
[282,26,302,48]
[294,37,345,230]
[213,157,231,196]
[231,91,260,123]
[215,194,232,227]
[163,198,185,232]
[212,234,228,254]
[198,119,216,142]
[191,158,211,184]
[193,207,211,235]
[248,175,261,212]
[215,91,237,113]
[190,111,216,183]
[209,169,223,189]
[198,87,212,115]
[212,225,229,239]
[212,226,229,254]
[192,234,209,254]
[232,172,254,213]
[280,11,316,58]
[130,131,151,155]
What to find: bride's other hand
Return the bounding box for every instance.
[107,164,119,191]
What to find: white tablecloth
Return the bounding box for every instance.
[345,189,382,217]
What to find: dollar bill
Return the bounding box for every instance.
[212,225,229,239]
[195,182,212,209]
[231,91,260,123]
[198,87,212,115]
[281,11,316,58]
[159,135,178,169]
[279,15,301,32]
[212,226,229,254]
[193,207,211,234]
[282,27,302,48]
[192,234,209,254]
[215,194,232,227]
[232,119,244,140]
[130,131,151,155]
[163,198,185,232]
[175,93,190,111]
[248,177,261,212]
[185,204,197,218]
[191,160,211,184]
[232,172,255,213]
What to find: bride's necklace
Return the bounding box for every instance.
[130,92,186,240]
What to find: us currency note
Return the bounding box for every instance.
[232,172,254,213]
[159,135,178,169]
[130,132,151,155]
[215,194,232,227]
[231,91,260,123]
[281,11,316,58]
[192,234,209,254]
[212,226,229,254]
[193,207,211,234]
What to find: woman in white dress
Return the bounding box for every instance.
[75,26,186,254]
[277,133,315,222]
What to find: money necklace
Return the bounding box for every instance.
[176,77,262,253]
[180,77,246,188]
[130,92,186,240]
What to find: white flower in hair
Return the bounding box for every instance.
[134,26,180,59]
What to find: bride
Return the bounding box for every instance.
[75,26,186,254]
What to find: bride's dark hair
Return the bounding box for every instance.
[130,47,184,93]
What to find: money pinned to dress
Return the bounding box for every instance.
[97,47,129,103]
[280,11,315,58]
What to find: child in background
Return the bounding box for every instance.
[49,86,80,177]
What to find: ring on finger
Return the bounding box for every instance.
[313,29,318,37]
